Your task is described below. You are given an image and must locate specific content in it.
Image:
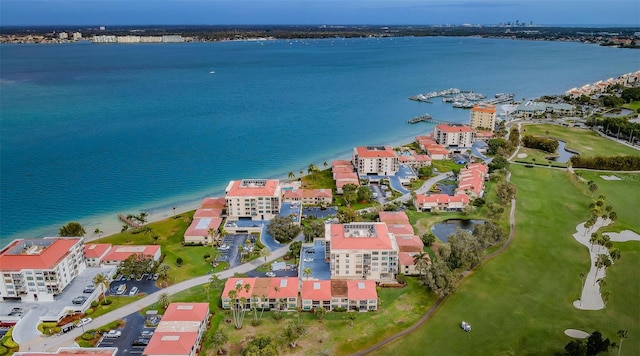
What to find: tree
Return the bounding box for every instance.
[58,222,86,237]
[94,228,103,240]
[609,248,621,263]
[282,318,307,348]
[418,165,433,179]
[303,267,312,280]
[208,228,216,246]
[413,252,430,280]
[337,207,358,223]
[589,233,599,251]
[121,224,129,241]
[617,330,627,356]
[424,260,459,298]
[314,306,326,320]
[288,171,295,180]
[586,331,610,356]
[158,292,170,308]
[609,211,617,222]
[302,220,325,242]
[259,247,271,264]
[347,311,358,328]
[210,331,228,355]
[288,241,302,264]
[228,284,250,329]
[176,257,183,267]
[421,232,436,247]
[578,272,586,305]
[472,221,505,248]
[356,186,374,203]
[594,254,612,285]
[588,182,599,197]
[172,206,177,217]
[92,272,111,304]
[266,216,301,243]
[447,229,483,271]
[342,184,358,206]
[488,155,509,172]
[157,263,170,281]
[242,336,278,356]
[496,181,517,202]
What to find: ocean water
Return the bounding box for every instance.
[1,36,638,246]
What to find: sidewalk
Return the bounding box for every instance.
[21,235,301,352]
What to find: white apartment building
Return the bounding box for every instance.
[225,179,281,220]
[352,146,399,176]
[0,237,86,302]
[434,124,474,150]
[325,223,399,282]
[469,104,497,131]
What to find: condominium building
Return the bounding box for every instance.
[282,188,333,205]
[0,237,86,302]
[225,179,281,220]
[434,124,474,150]
[221,277,298,311]
[414,194,470,212]
[325,223,399,282]
[301,279,378,312]
[143,303,209,356]
[352,146,399,176]
[469,104,497,131]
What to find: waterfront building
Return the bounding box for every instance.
[379,211,426,276]
[92,35,116,43]
[162,35,185,43]
[72,32,82,41]
[117,35,141,43]
[434,124,474,151]
[0,237,85,302]
[469,104,497,131]
[143,303,209,356]
[300,279,378,312]
[85,244,161,266]
[83,244,112,267]
[515,101,575,118]
[184,216,223,246]
[325,222,399,282]
[283,188,333,205]
[140,36,163,43]
[58,32,68,40]
[352,146,399,177]
[415,135,450,160]
[225,179,281,220]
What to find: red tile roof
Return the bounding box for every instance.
[200,197,226,209]
[225,179,279,197]
[0,238,81,271]
[387,224,414,236]
[328,223,395,250]
[436,124,474,133]
[354,146,397,158]
[222,278,255,299]
[395,235,424,253]
[336,179,360,188]
[301,280,332,301]
[333,172,358,180]
[193,208,223,218]
[184,217,223,237]
[143,332,198,356]
[162,303,209,322]
[472,104,496,113]
[332,166,355,174]
[332,160,353,167]
[378,211,410,224]
[399,251,430,266]
[83,244,111,259]
[346,280,377,300]
[102,245,160,262]
[268,278,298,299]
[283,189,332,200]
[415,194,470,204]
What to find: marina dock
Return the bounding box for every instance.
[408,114,432,124]
[118,214,141,229]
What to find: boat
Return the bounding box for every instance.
[209,70,215,74]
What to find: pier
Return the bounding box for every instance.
[118,214,141,229]
[408,114,432,124]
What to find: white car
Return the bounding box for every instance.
[265,271,276,277]
[76,318,92,327]
[303,258,313,263]
[104,330,122,338]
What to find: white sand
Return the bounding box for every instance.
[517,153,527,158]
[571,218,640,310]
[565,329,591,338]
[600,175,622,181]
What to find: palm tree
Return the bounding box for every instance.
[138,211,148,225]
[589,233,599,251]
[121,224,129,241]
[588,182,598,197]
[204,283,211,300]
[323,161,328,168]
[609,248,621,263]
[94,228,103,240]
[208,228,216,246]
[578,272,586,305]
[413,252,430,280]
[601,290,610,308]
[210,331,228,355]
[594,254,612,285]
[303,267,312,280]
[172,206,177,218]
[617,330,628,356]
[288,171,295,180]
[157,263,171,281]
[158,292,170,308]
[597,277,607,289]
[259,248,271,264]
[92,273,111,304]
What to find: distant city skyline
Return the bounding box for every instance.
[1,0,639,27]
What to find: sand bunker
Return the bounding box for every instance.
[565,329,591,338]
[517,153,527,158]
[572,218,640,310]
[600,175,622,181]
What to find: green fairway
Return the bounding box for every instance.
[372,165,640,355]
[521,124,639,158]
[574,171,640,233]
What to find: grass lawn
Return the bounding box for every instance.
[574,171,640,234]
[95,212,217,284]
[373,165,640,355]
[622,101,640,111]
[521,124,639,157]
[152,277,432,356]
[513,147,569,167]
[89,295,146,319]
[432,160,465,173]
[300,169,336,190]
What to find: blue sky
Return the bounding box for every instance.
[1,0,639,27]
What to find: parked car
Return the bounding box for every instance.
[72,296,88,305]
[83,284,95,293]
[303,258,314,263]
[265,272,276,277]
[76,318,92,327]
[153,273,159,280]
[129,286,139,296]
[305,249,315,253]
[104,330,122,338]
[115,284,127,295]
[132,338,150,346]
[140,330,154,338]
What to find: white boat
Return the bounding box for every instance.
[209,70,215,74]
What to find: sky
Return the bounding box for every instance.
[1,0,639,27]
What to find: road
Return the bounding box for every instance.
[21,234,303,352]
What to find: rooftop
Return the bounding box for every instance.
[436,124,474,133]
[327,223,396,250]
[0,238,82,271]
[225,179,280,197]
[354,146,397,158]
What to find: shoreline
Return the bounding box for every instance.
[66,130,431,244]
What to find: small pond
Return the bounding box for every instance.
[432,180,457,195]
[603,108,633,118]
[431,219,486,242]
[547,140,576,164]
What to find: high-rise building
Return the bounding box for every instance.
[469,104,497,131]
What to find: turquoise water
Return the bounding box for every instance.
[1,36,638,245]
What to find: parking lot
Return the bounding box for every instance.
[302,206,338,219]
[216,234,252,268]
[96,310,157,356]
[108,273,160,297]
[299,240,330,280]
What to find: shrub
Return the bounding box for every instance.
[81,332,94,341]
[203,253,211,260]
[396,273,407,284]
[101,299,112,306]
[251,319,262,326]
[85,309,94,315]
[272,310,283,320]
[1,338,18,349]
[333,307,347,312]
[91,300,99,307]
[0,345,8,355]
[176,257,183,266]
